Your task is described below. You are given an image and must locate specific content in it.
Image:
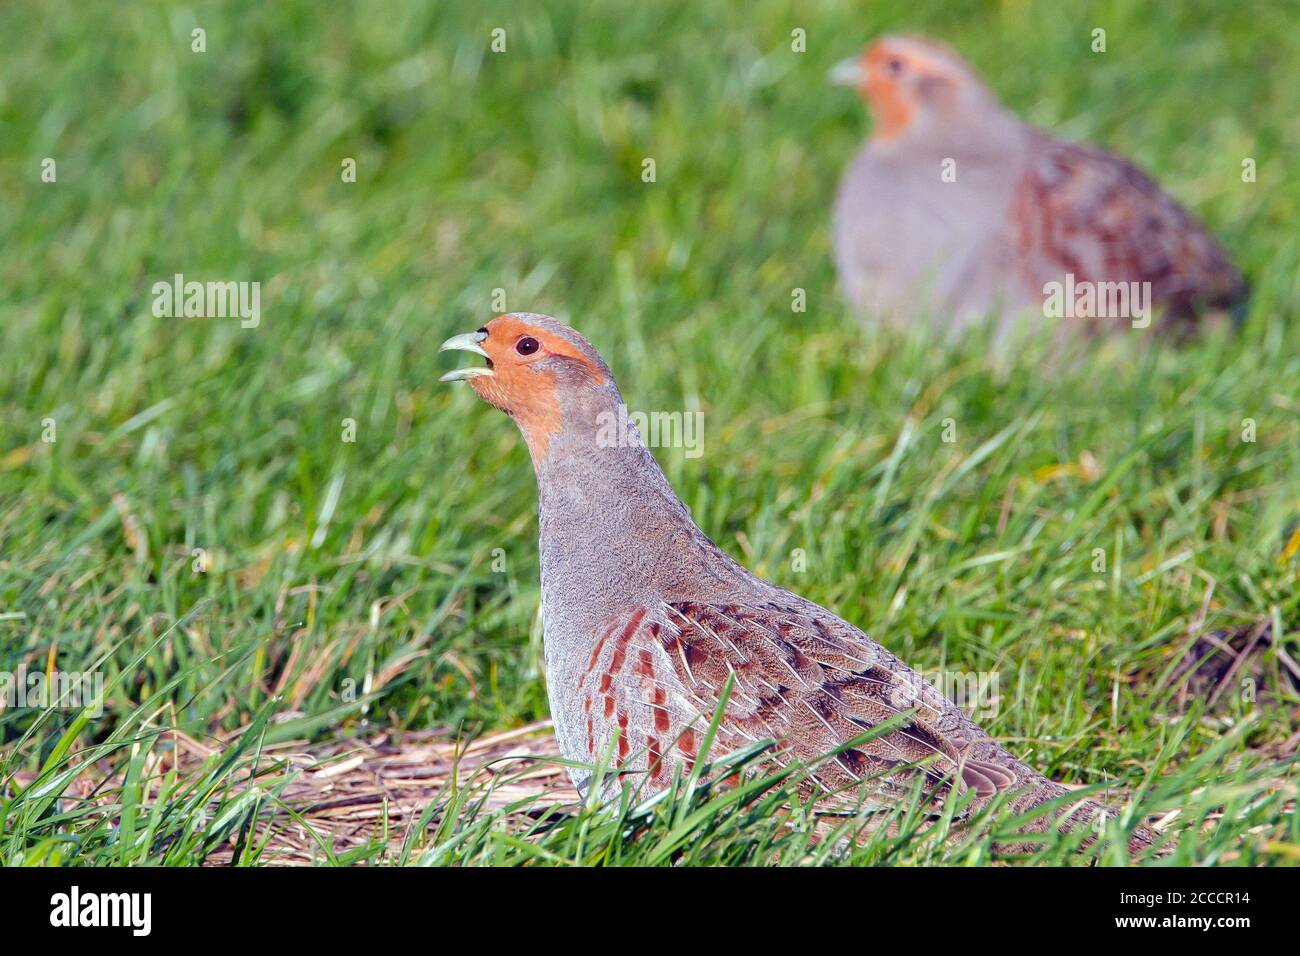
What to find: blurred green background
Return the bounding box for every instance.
[0,0,1297,863]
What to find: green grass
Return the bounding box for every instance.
[2,0,1298,865]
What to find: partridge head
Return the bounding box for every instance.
[442,313,1158,853]
[440,313,616,465]
[829,35,1011,151]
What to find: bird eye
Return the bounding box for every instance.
[886,57,905,75]
[515,336,540,356]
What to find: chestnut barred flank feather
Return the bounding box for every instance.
[1010,135,1245,330]
[577,600,1153,852]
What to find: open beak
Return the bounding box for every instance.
[828,57,864,87]
[439,331,494,382]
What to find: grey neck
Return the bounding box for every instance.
[535,395,691,538]
[530,389,724,606]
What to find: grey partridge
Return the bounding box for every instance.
[830,35,1245,336]
[442,313,1157,852]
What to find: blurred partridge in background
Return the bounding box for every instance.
[442,313,1158,853]
[830,36,1245,336]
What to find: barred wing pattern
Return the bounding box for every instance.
[1010,135,1245,329]
[577,597,1103,834]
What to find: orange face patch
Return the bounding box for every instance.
[468,315,605,464]
[862,43,918,141]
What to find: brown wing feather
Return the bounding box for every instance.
[584,599,1157,852]
[657,600,1018,811]
[1011,134,1245,329]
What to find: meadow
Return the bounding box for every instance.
[1,0,1297,865]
